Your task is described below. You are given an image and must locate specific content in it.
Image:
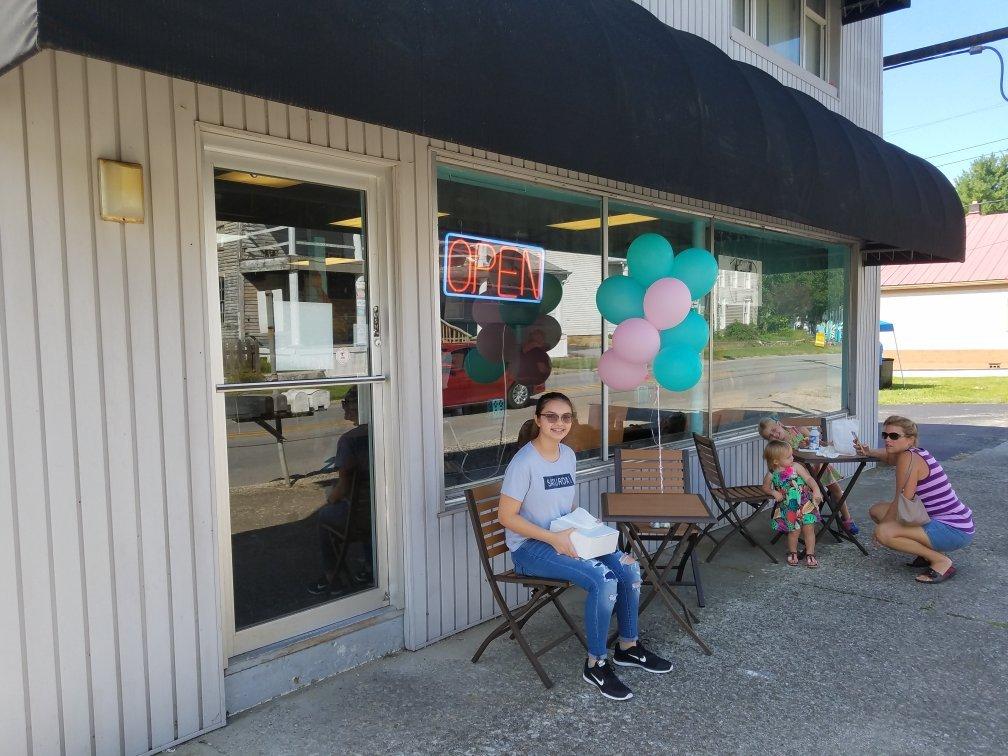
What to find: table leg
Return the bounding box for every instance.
[252,417,292,486]
[621,526,712,656]
[832,462,869,555]
[809,462,844,544]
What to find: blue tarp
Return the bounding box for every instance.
[880,321,894,333]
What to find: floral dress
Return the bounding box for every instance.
[783,425,843,486]
[770,465,822,533]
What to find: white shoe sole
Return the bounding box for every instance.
[612,658,674,674]
[582,672,633,700]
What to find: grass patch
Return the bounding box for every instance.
[713,340,840,360]
[880,377,1008,404]
[552,355,599,371]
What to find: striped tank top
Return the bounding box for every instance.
[910,447,975,534]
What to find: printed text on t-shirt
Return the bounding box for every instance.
[543,474,574,490]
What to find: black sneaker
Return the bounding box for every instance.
[612,642,674,674]
[307,577,331,595]
[582,658,633,701]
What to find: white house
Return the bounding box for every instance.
[881,203,1008,370]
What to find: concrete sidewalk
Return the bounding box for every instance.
[178,442,1008,756]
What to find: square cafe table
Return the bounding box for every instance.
[793,448,872,555]
[601,492,715,656]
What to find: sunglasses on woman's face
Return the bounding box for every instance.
[539,412,573,424]
[881,432,905,440]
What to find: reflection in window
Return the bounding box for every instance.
[437,166,602,490]
[214,169,371,383]
[752,0,801,63]
[733,0,828,78]
[606,203,709,450]
[710,223,849,434]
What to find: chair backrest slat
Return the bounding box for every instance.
[692,433,727,492]
[615,448,687,494]
[486,542,510,559]
[465,480,510,581]
[780,416,828,443]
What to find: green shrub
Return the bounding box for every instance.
[720,322,760,341]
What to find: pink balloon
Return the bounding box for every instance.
[472,298,502,326]
[643,277,691,330]
[597,350,648,391]
[611,318,660,364]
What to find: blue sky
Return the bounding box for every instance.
[883,0,1008,182]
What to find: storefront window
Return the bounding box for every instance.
[606,203,709,450]
[710,222,849,434]
[437,166,602,490]
[434,166,852,497]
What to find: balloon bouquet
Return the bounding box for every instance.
[463,272,565,396]
[596,233,717,395]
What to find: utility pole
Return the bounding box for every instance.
[883,27,1008,69]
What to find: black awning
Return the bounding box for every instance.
[3,0,963,264]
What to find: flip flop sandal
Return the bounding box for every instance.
[805,553,820,569]
[786,552,799,567]
[907,556,929,569]
[916,565,956,584]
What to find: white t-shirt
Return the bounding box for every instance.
[501,442,577,552]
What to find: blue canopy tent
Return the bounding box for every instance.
[879,320,904,384]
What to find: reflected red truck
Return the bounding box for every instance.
[441,342,545,410]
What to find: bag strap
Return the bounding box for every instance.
[899,450,919,495]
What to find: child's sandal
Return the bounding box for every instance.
[786,552,799,567]
[805,553,820,569]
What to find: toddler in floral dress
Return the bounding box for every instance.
[762,440,823,568]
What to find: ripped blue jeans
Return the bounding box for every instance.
[511,539,640,659]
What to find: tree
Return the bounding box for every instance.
[954,153,1008,214]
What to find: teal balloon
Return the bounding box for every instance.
[464,349,504,384]
[660,310,709,353]
[627,233,675,288]
[539,273,563,314]
[595,275,645,325]
[671,247,718,299]
[500,300,540,328]
[653,346,703,392]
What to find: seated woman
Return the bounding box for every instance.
[758,418,859,534]
[856,416,975,584]
[498,392,672,701]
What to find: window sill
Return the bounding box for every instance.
[729,28,839,99]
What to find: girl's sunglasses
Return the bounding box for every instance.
[539,412,573,424]
[881,432,906,440]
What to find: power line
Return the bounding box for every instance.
[934,147,1008,169]
[884,103,1007,137]
[924,136,1008,160]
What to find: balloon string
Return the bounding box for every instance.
[656,383,664,493]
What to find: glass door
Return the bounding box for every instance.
[204,144,390,655]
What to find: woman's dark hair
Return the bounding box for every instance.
[534,391,574,416]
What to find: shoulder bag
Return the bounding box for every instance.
[896,451,930,526]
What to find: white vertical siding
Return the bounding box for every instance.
[0,51,227,755]
[0,0,885,745]
[634,1,883,132]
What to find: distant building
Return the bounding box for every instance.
[881,203,1008,370]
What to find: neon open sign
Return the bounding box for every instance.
[442,232,545,303]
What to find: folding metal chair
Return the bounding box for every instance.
[465,481,588,689]
[692,433,777,563]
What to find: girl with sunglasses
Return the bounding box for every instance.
[855,416,974,583]
[498,391,673,700]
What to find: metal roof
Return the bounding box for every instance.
[881,210,1008,287]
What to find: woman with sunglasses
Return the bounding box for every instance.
[856,416,974,583]
[498,391,673,700]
